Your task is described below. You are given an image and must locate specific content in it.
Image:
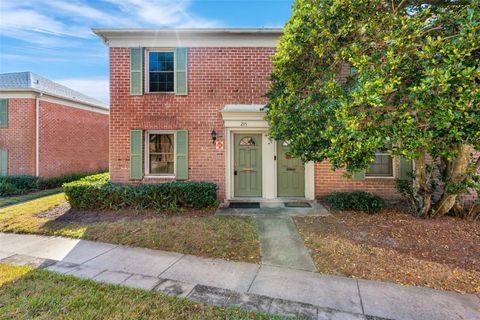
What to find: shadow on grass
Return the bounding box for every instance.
[35,201,261,263]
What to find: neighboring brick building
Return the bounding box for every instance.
[0,72,109,177]
[94,28,408,201]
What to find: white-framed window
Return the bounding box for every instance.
[145,131,176,176]
[145,49,175,93]
[366,153,394,178]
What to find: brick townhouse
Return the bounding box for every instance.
[0,72,109,177]
[93,28,410,201]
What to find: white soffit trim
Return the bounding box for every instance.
[92,28,282,48]
[0,90,109,115]
[220,104,267,122]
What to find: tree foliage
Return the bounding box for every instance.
[266,0,480,218]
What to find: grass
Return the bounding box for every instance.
[0,264,280,320]
[0,188,62,208]
[0,194,261,263]
[295,205,480,293]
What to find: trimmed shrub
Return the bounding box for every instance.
[64,173,218,211]
[0,171,107,196]
[325,191,385,214]
[0,182,29,196]
[37,172,99,190]
[0,175,38,196]
[0,175,38,190]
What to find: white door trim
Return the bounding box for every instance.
[221,106,314,200]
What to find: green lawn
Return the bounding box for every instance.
[0,188,62,208]
[0,194,261,263]
[0,264,279,320]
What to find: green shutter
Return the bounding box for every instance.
[0,149,7,176]
[176,130,188,180]
[130,130,143,179]
[398,156,413,180]
[352,171,365,181]
[175,48,188,96]
[0,99,8,128]
[130,48,143,96]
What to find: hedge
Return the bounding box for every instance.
[0,171,106,196]
[325,191,385,214]
[63,173,218,211]
[0,175,39,196]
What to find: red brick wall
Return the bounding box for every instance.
[0,98,35,175]
[109,47,402,199]
[314,161,399,199]
[109,47,275,198]
[39,100,109,177]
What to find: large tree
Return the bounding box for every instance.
[266,0,480,218]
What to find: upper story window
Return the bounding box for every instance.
[147,50,174,93]
[366,153,393,177]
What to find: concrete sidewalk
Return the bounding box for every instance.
[1,233,479,320]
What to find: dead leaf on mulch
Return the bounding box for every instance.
[295,202,480,294]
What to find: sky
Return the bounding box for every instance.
[0,0,293,104]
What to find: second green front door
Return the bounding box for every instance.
[277,141,305,197]
[234,134,262,197]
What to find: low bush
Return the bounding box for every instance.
[0,182,29,196]
[325,191,385,214]
[37,172,98,190]
[0,175,38,196]
[0,171,106,196]
[64,173,218,211]
[0,175,38,191]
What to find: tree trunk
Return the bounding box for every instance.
[413,152,433,217]
[431,143,473,218]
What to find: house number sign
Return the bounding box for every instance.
[240,122,248,126]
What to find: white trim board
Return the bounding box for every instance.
[0,91,109,115]
[221,107,314,200]
[93,29,282,48]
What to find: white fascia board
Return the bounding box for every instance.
[92,29,282,48]
[0,89,109,114]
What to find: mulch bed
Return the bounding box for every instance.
[295,202,480,293]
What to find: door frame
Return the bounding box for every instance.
[220,105,314,200]
[277,141,306,197]
[233,133,263,197]
[225,128,315,200]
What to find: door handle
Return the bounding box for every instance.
[286,167,296,171]
[234,170,238,176]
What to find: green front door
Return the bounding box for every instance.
[277,141,305,197]
[234,134,262,197]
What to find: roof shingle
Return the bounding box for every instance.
[0,72,108,110]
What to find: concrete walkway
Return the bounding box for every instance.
[257,215,317,271]
[0,233,479,320]
[218,202,324,271]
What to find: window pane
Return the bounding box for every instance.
[367,154,393,176]
[149,51,175,92]
[149,134,174,153]
[149,52,174,72]
[150,154,174,174]
[239,137,256,145]
[149,134,174,175]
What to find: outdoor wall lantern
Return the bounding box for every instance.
[211,130,217,144]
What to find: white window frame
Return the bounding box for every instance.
[365,152,395,179]
[144,130,176,178]
[145,48,175,94]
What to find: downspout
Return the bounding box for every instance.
[35,93,42,176]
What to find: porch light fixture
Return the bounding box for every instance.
[211,130,217,144]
